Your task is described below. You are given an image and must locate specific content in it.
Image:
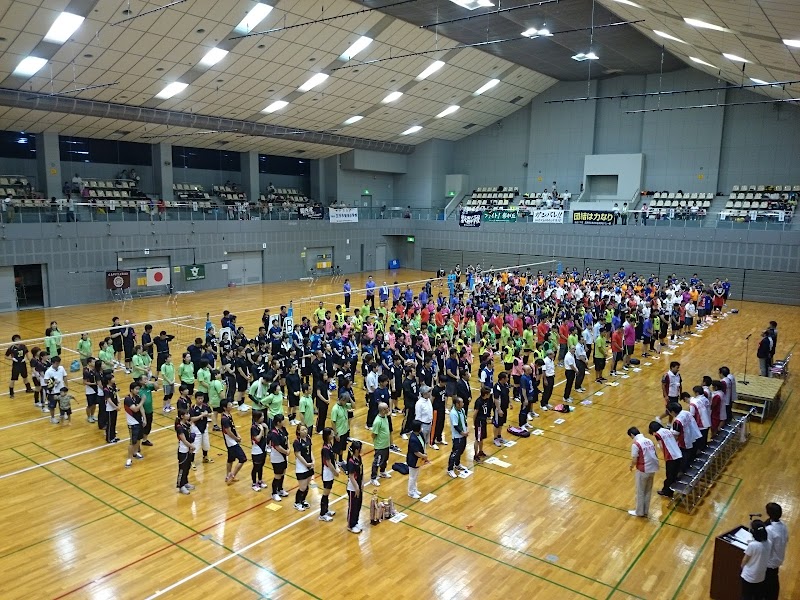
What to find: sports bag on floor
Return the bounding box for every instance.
[507,425,530,438]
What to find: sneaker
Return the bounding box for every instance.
[478,451,487,458]
[623,366,629,371]
[34,401,42,407]
[142,440,153,447]
[541,405,550,411]
[252,484,261,492]
[564,397,574,403]
[431,444,439,450]
[124,368,131,374]
[125,459,132,468]
[474,456,482,463]
[319,514,334,522]
[610,371,618,377]
[379,471,392,479]
[439,439,448,446]
[278,489,289,497]
[185,483,195,490]
[212,425,222,432]
[203,456,213,463]
[628,510,644,517]
[134,452,144,459]
[110,438,120,443]
[258,481,268,489]
[368,479,380,487]
[656,490,673,498]
[455,464,468,472]
[447,470,457,478]
[302,501,310,508]
[41,406,48,413]
[294,503,307,511]
[494,439,503,447]
[409,492,421,499]
[272,493,282,501]
[192,464,197,471]
[576,388,586,393]
[179,486,191,495]
[348,526,362,534]
[389,444,401,452]
[401,433,409,440]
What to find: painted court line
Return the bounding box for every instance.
[144,495,345,599]
[0,425,170,480]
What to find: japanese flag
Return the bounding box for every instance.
[146,267,171,287]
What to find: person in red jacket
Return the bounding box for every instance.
[610,327,624,376]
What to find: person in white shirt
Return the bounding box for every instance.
[541,350,556,410]
[414,386,434,445]
[628,426,659,517]
[44,356,67,423]
[741,520,771,599]
[574,341,588,392]
[562,346,577,402]
[764,502,788,600]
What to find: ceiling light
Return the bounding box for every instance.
[382,91,403,103]
[417,60,445,80]
[44,12,85,44]
[234,3,273,34]
[571,52,599,61]
[653,30,687,44]
[448,0,494,9]
[341,36,372,61]
[611,0,641,7]
[13,56,47,76]
[436,105,460,118]
[473,78,499,95]
[683,18,729,32]
[343,115,364,125]
[723,53,750,63]
[783,39,800,48]
[522,27,553,38]
[156,82,188,99]
[263,100,288,113]
[750,78,768,85]
[401,125,422,135]
[690,56,716,68]
[199,47,228,66]
[298,72,329,92]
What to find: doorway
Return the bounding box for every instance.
[14,264,45,308]
[375,244,387,271]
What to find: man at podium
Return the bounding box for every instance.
[764,502,788,600]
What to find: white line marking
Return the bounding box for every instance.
[145,495,345,599]
[0,425,171,479]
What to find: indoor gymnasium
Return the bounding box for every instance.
[0,1,797,599]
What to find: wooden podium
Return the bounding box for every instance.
[710,525,749,599]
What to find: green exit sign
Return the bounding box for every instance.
[407,236,415,243]
[448,191,456,196]
[363,189,370,194]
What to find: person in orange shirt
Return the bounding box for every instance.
[610,326,624,376]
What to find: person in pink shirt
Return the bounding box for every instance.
[387,329,396,350]
[623,318,636,370]
[420,330,431,352]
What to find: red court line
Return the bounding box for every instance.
[54,447,376,599]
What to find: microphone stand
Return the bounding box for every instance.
[741,333,752,385]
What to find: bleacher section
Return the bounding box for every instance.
[261,188,312,215]
[0,175,34,199]
[649,192,712,220]
[464,186,519,210]
[721,184,797,222]
[172,183,212,209]
[519,191,569,210]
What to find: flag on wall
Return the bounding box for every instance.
[146,267,171,287]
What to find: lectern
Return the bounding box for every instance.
[710,525,750,599]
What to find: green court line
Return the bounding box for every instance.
[669,480,742,600]
[28,442,322,599]
[13,448,264,597]
[398,518,601,600]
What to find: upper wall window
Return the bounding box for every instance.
[0,130,36,159]
[172,146,241,171]
[259,154,310,176]
[58,136,152,166]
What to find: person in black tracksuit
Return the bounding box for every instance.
[431,376,447,447]
[400,368,419,435]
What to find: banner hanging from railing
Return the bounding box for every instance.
[329,207,359,223]
[298,205,324,220]
[482,207,518,223]
[530,209,565,224]
[572,210,614,225]
[459,209,482,227]
[105,271,130,290]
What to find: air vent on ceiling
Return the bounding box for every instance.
[463,123,476,130]
[295,150,306,154]
[509,95,523,104]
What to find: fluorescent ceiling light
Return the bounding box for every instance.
[690,56,716,68]
[341,36,372,61]
[448,0,494,9]
[417,60,445,80]
[382,91,403,103]
[750,78,768,85]
[234,3,273,34]
[612,0,641,7]
[13,56,47,76]
[722,52,750,63]
[571,52,599,61]
[783,39,800,48]
[263,100,288,113]
[473,78,499,95]
[44,12,85,44]
[522,27,553,38]
[298,72,329,92]
[683,18,729,32]
[436,105,460,118]
[401,125,422,135]
[156,82,188,99]
[653,30,687,44]
[199,47,228,67]
[343,115,364,125]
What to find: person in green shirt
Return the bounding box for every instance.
[137,375,159,447]
[367,402,391,486]
[330,395,350,464]
[298,383,315,430]
[247,375,270,411]
[264,382,284,423]
[196,359,211,397]
[499,324,511,348]
[502,344,514,370]
[314,301,326,324]
[131,345,150,380]
[159,354,175,413]
[464,318,476,343]
[208,369,225,430]
[593,329,608,383]
[98,339,115,372]
[567,328,579,353]
[77,333,92,367]
[178,353,195,394]
[523,327,535,361]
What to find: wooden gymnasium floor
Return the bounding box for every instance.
[0,268,796,600]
